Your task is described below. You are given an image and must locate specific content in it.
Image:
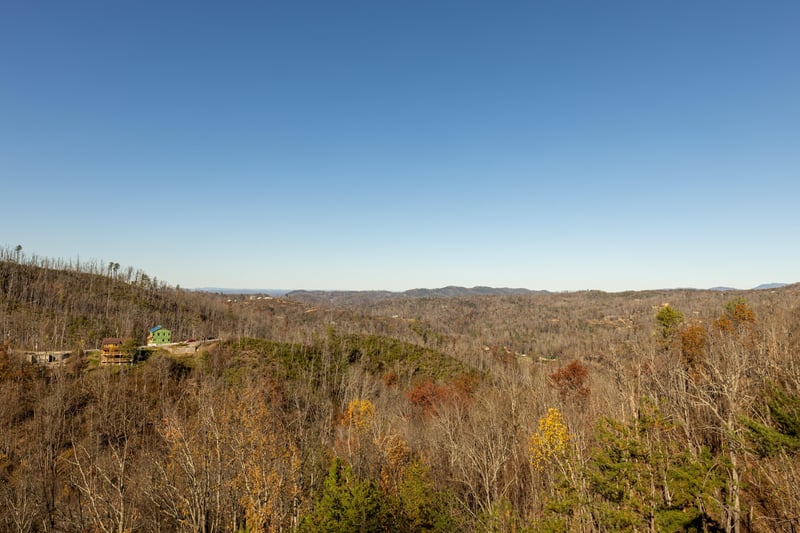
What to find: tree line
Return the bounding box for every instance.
[1,255,800,531]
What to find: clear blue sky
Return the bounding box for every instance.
[3,1,799,291]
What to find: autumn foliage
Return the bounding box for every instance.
[405,373,476,417]
[529,407,572,470]
[550,359,590,402]
[3,254,800,531]
[342,398,376,433]
[714,297,756,333]
[679,322,708,366]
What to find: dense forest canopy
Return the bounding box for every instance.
[1,251,800,532]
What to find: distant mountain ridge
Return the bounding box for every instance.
[710,283,791,292]
[285,286,546,306]
[194,288,290,296]
[753,282,790,290]
[195,283,796,302]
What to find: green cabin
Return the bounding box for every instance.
[147,325,171,345]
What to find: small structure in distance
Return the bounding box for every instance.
[101,337,126,356]
[101,337,134,364]
[147,325,171,346]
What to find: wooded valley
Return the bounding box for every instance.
[1,250,799,532]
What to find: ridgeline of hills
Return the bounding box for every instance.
[0,250,796,354]
[201,282,793,307]
[753,282,791,290]
[285,285,546,306]
[3,252,800,531]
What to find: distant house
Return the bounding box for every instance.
[101,337,136,364]
[147,326,171,345]
[101,337,126,356]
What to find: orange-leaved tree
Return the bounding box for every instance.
[550,360,590,403]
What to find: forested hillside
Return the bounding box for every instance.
[2,253,800,531]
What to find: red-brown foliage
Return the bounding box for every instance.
[680,322,708,366]
[405,376,474,417]
[550,359,590,402]
[381,370,398,387]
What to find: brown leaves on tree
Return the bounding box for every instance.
[405,373,476,418]
[714,297,758,348]
[550,360,590,402]
[679,322,708,367]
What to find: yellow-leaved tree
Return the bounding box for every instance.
[529,407,571,471]
[339,398,377,470]
[342,399,375,434]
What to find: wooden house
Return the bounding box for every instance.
[100,337,135,364]
[101,337,126,356]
